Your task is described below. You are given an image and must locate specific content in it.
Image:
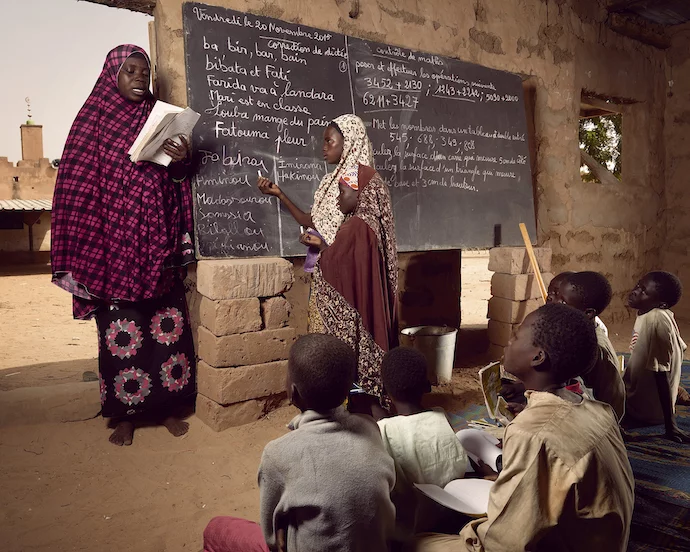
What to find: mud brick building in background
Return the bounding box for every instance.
[0,124,57,258]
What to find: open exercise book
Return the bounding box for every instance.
[414,430,501,516]
[128,101,200,166]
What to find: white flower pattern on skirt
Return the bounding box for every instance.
[105,318,143,359]
[113,367,152,406]
[150,306,185,346]
[160,353,192,392]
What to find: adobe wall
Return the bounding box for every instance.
[0,157,56,253]
[151,0,669,323]
[663,23,690,321]
[0,157,57,201]
[0,213,51,252]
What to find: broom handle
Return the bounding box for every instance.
[519,223,547,304]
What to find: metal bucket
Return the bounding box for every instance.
[399,326,458,384]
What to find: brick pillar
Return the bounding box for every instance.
[20,125,44,161]
[486,247,553,360]
[190,258,296,431]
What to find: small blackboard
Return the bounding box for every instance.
[183,2,536,258]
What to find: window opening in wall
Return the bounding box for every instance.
[579,97,622,184]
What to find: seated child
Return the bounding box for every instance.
[377,347,467,536]
[546,270,574,304]
[558,271,625,420]
[413,304,634,552]
[547,270,609,335]
[204,334,396,552]
[623,271,689,442]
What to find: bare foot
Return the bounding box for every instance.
[163,416,189,437]
[109,421,134,446]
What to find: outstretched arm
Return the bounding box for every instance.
[654,371,690,443]
[257,176,313,228]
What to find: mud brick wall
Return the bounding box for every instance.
[148,0,673,323]
[486,246,552,360]
[186,258,296,431]
[663,23,690,321]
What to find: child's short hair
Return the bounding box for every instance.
[566,271,612,315]
[531,303,598,383]
[381,347,429,403]
[647,271,683,308]
[548,271,575,297]
[289,334,356,411]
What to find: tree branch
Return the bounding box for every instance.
[580,149,621,185]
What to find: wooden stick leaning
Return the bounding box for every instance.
[519,223,547,304]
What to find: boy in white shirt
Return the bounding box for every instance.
[377,347,467,538]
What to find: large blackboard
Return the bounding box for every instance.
[183,2,535,258]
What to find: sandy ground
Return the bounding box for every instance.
[0,257,491,552]
[3,255,684,551]
[0,263,97,386]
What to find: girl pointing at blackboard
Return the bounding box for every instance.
[257,114,372,246]
[258,114,398,416]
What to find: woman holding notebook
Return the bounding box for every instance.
[51,45,196,446]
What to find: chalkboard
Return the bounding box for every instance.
[183,2,536,258]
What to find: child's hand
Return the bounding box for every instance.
[500,380,526,401]
[258,176,282,197]
[506,402,526,416]
[665,426,690,444]
[299,232,325,250]
[276,528,287,552]
[475,459,499,481]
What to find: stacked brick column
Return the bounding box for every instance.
[190,258,297,431]
[486,247,553,360]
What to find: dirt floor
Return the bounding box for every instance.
[2,255,685,551]
[0,257,489,552]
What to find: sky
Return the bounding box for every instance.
[0,0,152,162]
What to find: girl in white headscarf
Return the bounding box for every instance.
[258,113,376,332]
[257,114,373,247]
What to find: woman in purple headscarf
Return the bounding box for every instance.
[51,45,196,446]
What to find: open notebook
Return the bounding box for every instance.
[414,428,501,516]
[128,101,200,166]
[479,361,515,426]
[414,479,493,516]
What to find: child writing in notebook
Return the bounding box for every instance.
[624,271,690,442]
[204,334,396,552]
[377,347,467,538]
[412,303,634,552]
[557,271,625,420]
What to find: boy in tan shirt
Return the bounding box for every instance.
[623,271,689,443]
[412,304,634,552]
[558,271,626,420]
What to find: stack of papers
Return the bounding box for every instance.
[128,100,200,166]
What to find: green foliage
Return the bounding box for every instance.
[579,114,622,182]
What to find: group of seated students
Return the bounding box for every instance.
[203,270,688,552]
